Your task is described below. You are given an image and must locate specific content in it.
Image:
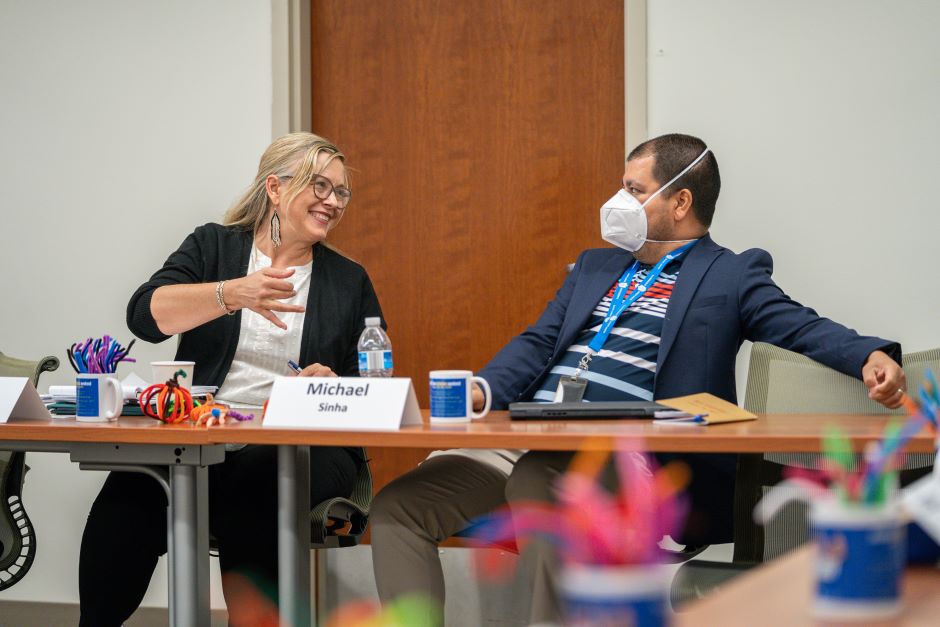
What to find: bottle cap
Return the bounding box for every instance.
[365,316,382,327]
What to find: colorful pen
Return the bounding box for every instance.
[287,360,302,374]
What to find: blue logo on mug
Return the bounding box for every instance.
[430,378,467,418]
[76,378,100,417]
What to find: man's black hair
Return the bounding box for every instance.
[627,133,721,227]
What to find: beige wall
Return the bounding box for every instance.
[646,0,940,393]
[0,0,274,609]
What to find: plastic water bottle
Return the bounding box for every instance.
[358,317,393,377]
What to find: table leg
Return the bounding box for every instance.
[278,445,312,627]
[196,467,210,624]
[68,443,223,627]
[169,464,211,627]
[167,495,175,626]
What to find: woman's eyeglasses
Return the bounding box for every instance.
[279,174,352,207]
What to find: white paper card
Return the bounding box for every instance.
[49,373,151,403]
[901,455,940,543]
[0,377,53,423]
[263,376,422,430]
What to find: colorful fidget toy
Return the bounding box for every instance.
[139,370,194,424]
[190,394,254,426]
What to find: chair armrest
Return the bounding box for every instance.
[310,496,369,547]
[35,356,60,384]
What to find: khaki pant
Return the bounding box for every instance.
[370,451,576,625]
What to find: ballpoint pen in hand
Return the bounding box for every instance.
[287,360,302,374]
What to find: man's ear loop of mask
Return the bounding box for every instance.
[600,147,711,251]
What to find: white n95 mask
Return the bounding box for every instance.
[600,189,648,252]
[600,147,711,252]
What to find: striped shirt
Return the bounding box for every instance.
[533,258,683,402]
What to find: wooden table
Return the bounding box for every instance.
[675,546,940,626]
[211,410,937,453]
[207,411,935,626]
[3,412,933,627]
[0,415,213,445]
[0,417,223,627]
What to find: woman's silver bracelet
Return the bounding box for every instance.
[215,280,236,316]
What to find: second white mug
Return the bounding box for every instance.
[429,370,492,423]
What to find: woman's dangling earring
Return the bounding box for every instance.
[270,207,282,248]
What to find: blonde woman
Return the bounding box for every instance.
[79,133,383,626]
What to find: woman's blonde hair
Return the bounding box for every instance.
[224,132,347,232]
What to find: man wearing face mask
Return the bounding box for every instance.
[370,133,904,624]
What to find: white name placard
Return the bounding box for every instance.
[263,376,422,430]
[0,377,53,423]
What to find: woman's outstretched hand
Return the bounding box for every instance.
[227,267,306,330]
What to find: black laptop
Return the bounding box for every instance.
[508,400,673,420]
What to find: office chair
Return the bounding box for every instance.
[208,447,373,558]
[670,343,937,605]
[0,350,60,590]
[737,343,937,561]
[311,449,372,548]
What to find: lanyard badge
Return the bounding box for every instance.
[555,368,590,402]
[553,241,696,402]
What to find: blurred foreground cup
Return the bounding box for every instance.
[811,499,904,620]
[560,563,669,627]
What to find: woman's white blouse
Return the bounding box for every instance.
[216,244,311,408]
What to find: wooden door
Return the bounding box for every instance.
[311,0,624,508]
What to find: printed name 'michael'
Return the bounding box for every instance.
[307,382,370,397]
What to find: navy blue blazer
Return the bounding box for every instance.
[478,234,899,543]
[479,234,900,408]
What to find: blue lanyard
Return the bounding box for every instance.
[585,240,697,357]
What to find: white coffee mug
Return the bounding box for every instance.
[429,370,492,423]
[151,361,196,390]
[76,373,123,422]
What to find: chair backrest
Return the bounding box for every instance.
[0,350,59,591]
[744,343,940,413]
[743,342,889,415]
[737,343,938,561]
[745,342,888,471]
[0,352,60,387]
[898,347,940,394]
[744,343,936,467]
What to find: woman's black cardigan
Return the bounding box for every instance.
[127,223,385,460]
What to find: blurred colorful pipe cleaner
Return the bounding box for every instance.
[467,438,690,574]
[324,593,442,627]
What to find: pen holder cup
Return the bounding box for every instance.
[810,499,904,620]
[559,563,669,627]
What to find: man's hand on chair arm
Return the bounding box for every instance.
[863,350,906,409]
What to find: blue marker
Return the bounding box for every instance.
[287,360,302,374]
